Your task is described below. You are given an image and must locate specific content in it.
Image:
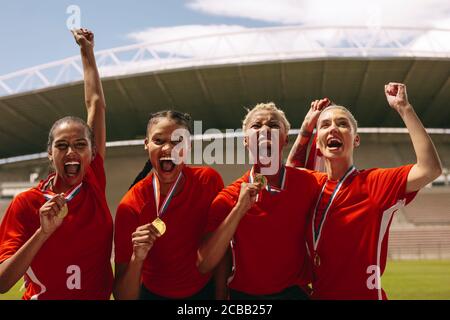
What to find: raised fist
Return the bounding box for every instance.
[71,28,94,48]
[303,98,332,133]
[385,83,411,112]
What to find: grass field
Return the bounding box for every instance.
[1,260,449,300]
[383,259,450,300]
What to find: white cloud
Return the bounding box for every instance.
[187,0,450,28]
[128,24,248,43]
[114,1,449,77]
[187,0,304,25]
[126,24,254,59]
[123,23,449,66]
[125,24,327,60]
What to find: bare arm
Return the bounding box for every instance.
[385,83,442,193]
[72,28,106,159]
[287,99,330,168]
[197,182,259,274]
[113,224,160,300]
[0,229,49,293]
[213,248,232,300]
[0,195,66,293]
[113,259,144,300]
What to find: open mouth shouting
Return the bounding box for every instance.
[326,137,343,151]
[64,161,81,177]
[258,137,272,149]
[159,156,177,173]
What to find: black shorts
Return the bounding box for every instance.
[229,286,309,300]
[139,279,215,300]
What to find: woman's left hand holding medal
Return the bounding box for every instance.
[132,224,161,261]
[39,194,67,236]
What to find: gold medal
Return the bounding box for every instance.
[314,253,321,267]
[58,203,69,219]
[254,174,267,189]
[151,217,166,236]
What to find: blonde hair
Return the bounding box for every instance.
[242,102,291,134]
[319,105,358,132]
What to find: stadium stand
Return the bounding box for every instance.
[402,190,450,225]
[388,227,450,259]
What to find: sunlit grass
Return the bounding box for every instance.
[2,260,449,300]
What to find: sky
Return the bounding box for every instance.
[0,0,449,75]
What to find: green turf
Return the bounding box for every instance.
[383,259,450,300]
[0,278,24,300]
[1,260,449,300]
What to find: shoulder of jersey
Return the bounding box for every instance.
[190,166,222,181]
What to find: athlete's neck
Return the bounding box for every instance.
[160,174,185,197]
[51,175,72,194]
[325,158,354,181]
[254,162,283,188]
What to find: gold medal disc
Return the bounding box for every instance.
[254,174,267,189]
[314,253,321,267]
[152,217,166,236]
[58,203,69,219]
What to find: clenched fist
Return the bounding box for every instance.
[71,28,94,49]
[302,98,332,133]
[131,223,161,261]
[236,182,263,215]
[385,83,411,112]
[39,194,66,235]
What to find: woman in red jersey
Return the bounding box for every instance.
[287,83,442,299]
[197,102,322,299]
[113,111,225,300]
[0,29,113,299]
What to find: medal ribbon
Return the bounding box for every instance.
[41,174,83,202]
[152,171,183,218]
[312,165,356,251]
[249,165,286,193]
[249,165,286,201]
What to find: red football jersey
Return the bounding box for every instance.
[0,155,113,300]
[114,166,224,298]
[206,166,321,295]
[306,165,417,300]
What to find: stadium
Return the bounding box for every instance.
[0,26,449,299]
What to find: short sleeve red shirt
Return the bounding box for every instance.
[306,165,417,300]
[206,166,321,295]
[114,166,224,298]
[0,155,114,300]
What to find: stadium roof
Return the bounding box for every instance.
[0,26,449,158]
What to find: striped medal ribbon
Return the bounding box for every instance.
[151,171,183,236]
[311,165,356,267]
[249,165,286,201]
[42,176,83,219]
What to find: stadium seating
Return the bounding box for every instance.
[402,191,450,225]
[388,227,450,259]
